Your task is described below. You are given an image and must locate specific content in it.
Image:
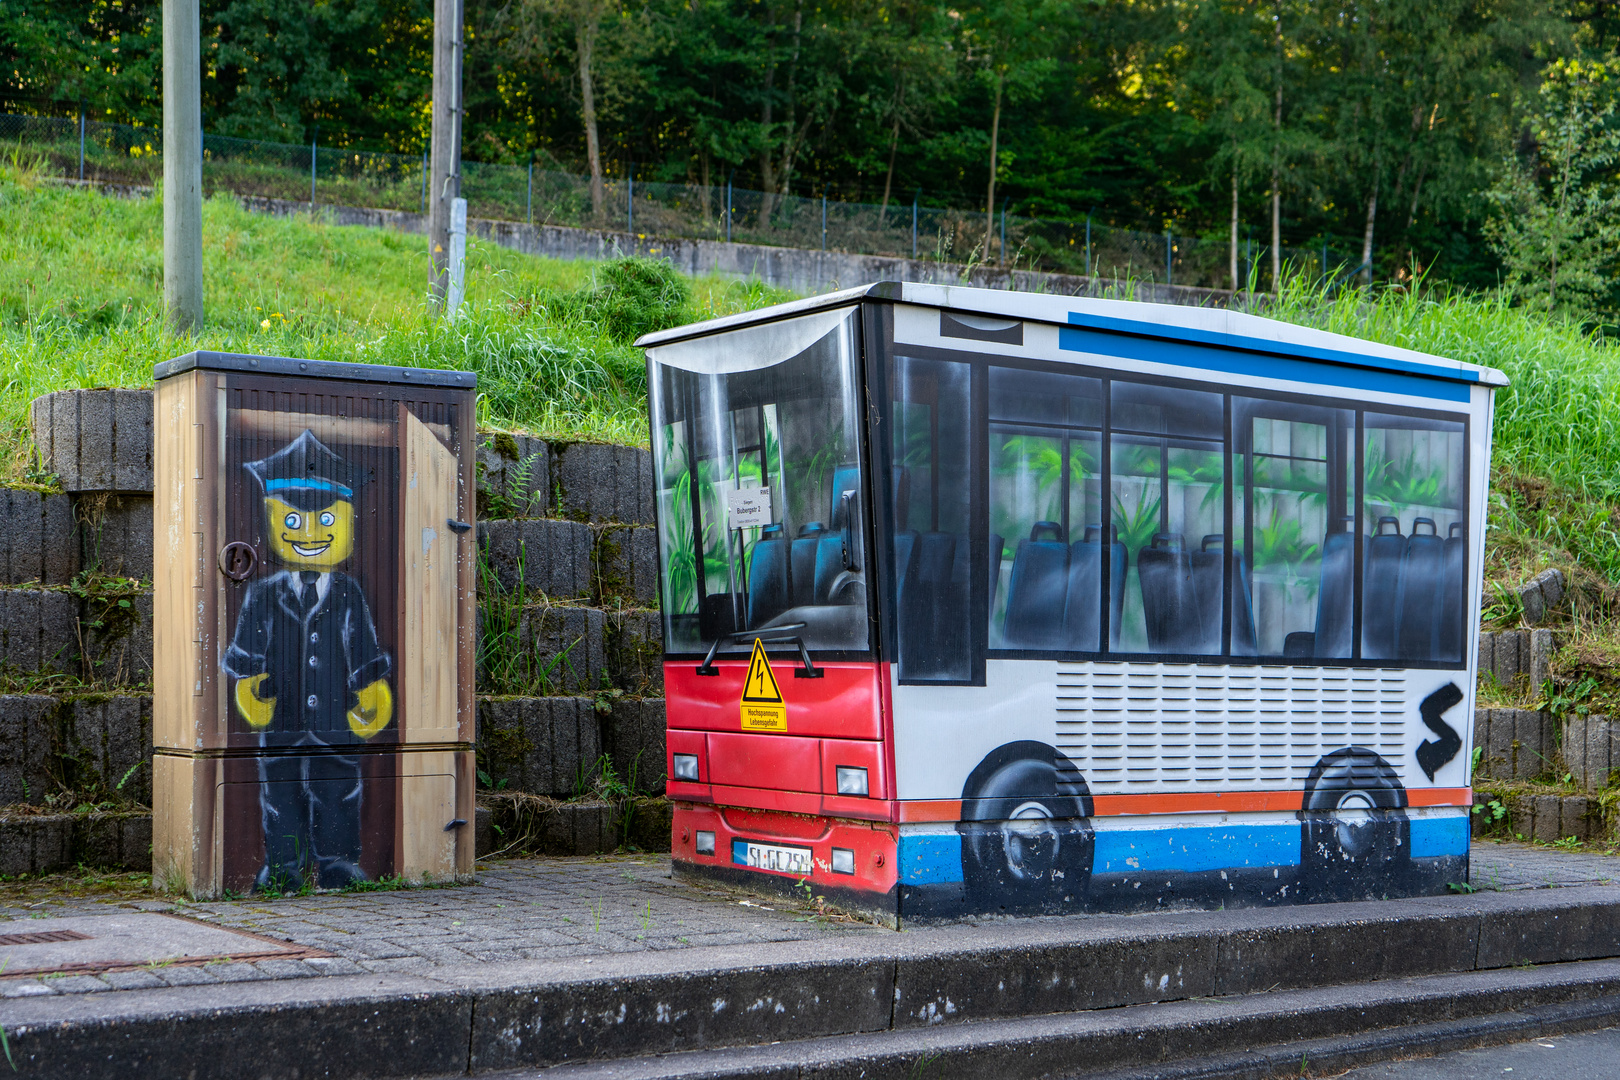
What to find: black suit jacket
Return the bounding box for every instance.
[222,570,392,746]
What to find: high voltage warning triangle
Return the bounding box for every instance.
[739,638,787,731]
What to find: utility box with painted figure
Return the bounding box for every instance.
[152,352,477,898]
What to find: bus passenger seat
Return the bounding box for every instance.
[791,523,826,607]
[747,525,792,628]
[1397,517,1446,661]
[900,532,960,674]
[1362,516,1405,659]
[1190,535,1257,655]
[1315,518,1358,658]
[1138,533,1203,653]
[989,533,1006,616]
[1061,525,1122,651]
[1436,523,1466,663]
[894,529,919,601]
[1003,522,1069,649]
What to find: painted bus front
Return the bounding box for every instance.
[638,282,1503,925]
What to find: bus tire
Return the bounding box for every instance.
[1298,747,1410,901]
[957,741,1094,914]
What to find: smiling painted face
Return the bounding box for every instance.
[265,496,355,569]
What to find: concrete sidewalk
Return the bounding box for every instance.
[0,844,1616,1079]
[0,841,1611,998]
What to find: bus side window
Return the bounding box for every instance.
[1110,381,1224,656]
[1361,413,1467,663]
[987,367,1105,653]
[1231,401,1354,660]
[891,356,973,681]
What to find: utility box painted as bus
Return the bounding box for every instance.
[638,283,1504,924]
[152,352,477,898]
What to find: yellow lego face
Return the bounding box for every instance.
[265,497,355,569]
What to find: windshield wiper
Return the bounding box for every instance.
[696,623,823,679]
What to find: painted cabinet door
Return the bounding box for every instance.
[400,406,462,745]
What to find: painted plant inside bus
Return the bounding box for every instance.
[640,285,1501,924]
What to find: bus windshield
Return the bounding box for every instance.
[647,308,871,657]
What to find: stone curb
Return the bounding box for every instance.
[3,887,1620,1077]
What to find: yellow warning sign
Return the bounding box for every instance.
[739,638,787,732]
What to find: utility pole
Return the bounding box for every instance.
[163,0,204,332]
[428,0,464,310]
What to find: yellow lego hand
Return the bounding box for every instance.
[348,679,393,740]
[235,673,277,729]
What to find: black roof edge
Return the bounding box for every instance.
[153,351,478,389]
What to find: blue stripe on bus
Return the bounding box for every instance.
[1057,323,1471,403]
[1093,824,1301,874]
[1409,814,1470,858]
[898,834,965,885]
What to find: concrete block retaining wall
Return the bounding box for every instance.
[1478,629,1556,691]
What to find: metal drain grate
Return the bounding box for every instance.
[0,930,92,947]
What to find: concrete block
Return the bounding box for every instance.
[1492,631,1527,687]
[1529,628,1555,691]
[0,815,72,875]
[1517,568,1566,626]
[478,603,606,696]
[552,441,654,524]
[476,433,551,518]
[1512,710,1554,780]
[1563,715,1617,793]
[602,697,666,793]
[0,490,76,585]
[1560,796,1596,842]
[1537,567,1566,608]
[76,812,151,869]
[1532,795,1562,843]
[593,524,659,606]
[477,696,601,797]
[77,494,153,580]
[58,694,153,803]
[477,518,592,599]
[0,589,80,674]
[534,801,616,856]
[0,695,60,805]
[30,388,154,493]
[1477,632,1495,683]
[606,608,664,696]
[80,589,153,686]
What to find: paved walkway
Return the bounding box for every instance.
[0,842,1612,1000]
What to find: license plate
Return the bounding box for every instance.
[733,839,813,875]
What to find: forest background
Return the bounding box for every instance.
[8,0,1620,305]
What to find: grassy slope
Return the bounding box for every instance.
[0,171,787,460]
[8,171,1620,649]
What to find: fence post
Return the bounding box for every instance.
[822,187,827,252]
[726,171,733,243]
[1165,231,1172,286]
[627,164,634,235]
[78,105,85,182]
[421,150,428,214]
[310,126,318,210]
[912,192,918,261]
[527,152,533,225]
[1085,215,1092,277]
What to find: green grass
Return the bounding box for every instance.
[10,165,1620,613]
[0,166,791,466]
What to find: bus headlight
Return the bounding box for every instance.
[672,754,700,781]
[835,766,869,796]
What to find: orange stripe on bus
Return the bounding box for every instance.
[895,788,1473,822]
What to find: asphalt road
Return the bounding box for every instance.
[1333,1025,1620,1078]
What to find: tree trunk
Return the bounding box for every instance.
[985,73,1003,262]
[1270,8,1282,291]
[1360,181,1378,287]
[879,104,901,221]
[758,5,779,224]
[1230,158,1240,291]
[700,148,711,222]
[577,13,605,218]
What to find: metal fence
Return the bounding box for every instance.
[2,111,1343,289]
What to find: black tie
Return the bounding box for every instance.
[299,571,320,612]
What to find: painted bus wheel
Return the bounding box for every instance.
[1299,748,1410,901]
[957,742,1094,913]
